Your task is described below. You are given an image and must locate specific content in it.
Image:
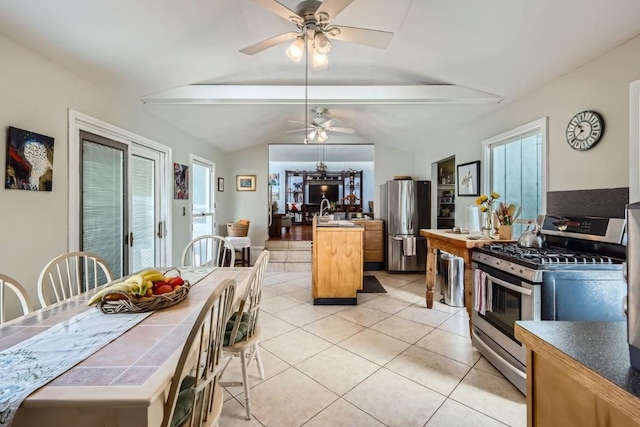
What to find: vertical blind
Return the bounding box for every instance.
[82,140,124,279]
[131,155,155,272]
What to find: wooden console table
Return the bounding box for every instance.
[420,229,511,320]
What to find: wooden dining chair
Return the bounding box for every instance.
[182,235,235,268]
[219,250,270,419]
[0,273,33,324]
[37,251,114,307]
[161,278,236,427]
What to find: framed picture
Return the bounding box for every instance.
[5,126,55,191]
[457,161,480,196]
[173,163,189,199]
[217,177,224,192]
[237,175,256,191]
[269,172,280,186]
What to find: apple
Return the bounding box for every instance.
[154,284,173,295]
[167,277,184,288]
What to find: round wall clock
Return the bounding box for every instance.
[566,110,604,151]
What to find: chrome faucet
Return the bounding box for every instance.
[320,197,331,216]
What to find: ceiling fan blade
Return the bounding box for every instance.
[251,0,303,25]
[328,25,394,49]
[322,118,341,128]
[315,0,355,21]
[286,128,313,133]
[239,32,298,55]
[327,126,356,134]
[287,120,309,126]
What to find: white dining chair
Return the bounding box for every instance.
[219,250,270,419]
[161,278,236,427]
[182,235,235,268]
[37,251,114,307]
[0,273,33,324]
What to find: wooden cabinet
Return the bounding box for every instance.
[515,322,640,427]
[350,219,384,263]
[312,217,364,304]
[285,170,304,223]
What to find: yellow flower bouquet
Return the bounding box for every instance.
[475,192,500,213]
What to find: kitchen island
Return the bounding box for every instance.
[312,217,364,304]
[515,321,640,427]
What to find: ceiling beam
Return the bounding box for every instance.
[141,85,503,105]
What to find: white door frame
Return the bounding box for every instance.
[68,109,173,267]
[189,154,216,238]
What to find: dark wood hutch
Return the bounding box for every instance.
[285,169,363,224]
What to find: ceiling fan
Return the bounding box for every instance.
[287,107,355,142]
[240,0,394,67]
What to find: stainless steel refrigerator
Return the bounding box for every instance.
[380,180,431,272]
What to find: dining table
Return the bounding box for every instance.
[0,266,252,427]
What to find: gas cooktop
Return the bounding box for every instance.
[478,243,622,266]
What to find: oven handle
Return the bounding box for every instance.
[486,273,532,296]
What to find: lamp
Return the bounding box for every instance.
[286,36,305,62]
[286,29,331,68]
[313,31,332,54]
[317,128,328,142]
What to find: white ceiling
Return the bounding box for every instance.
[1,0,639,153]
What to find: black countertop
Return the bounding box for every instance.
[517,321,640,398]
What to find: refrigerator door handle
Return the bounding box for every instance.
[391,236,403,241]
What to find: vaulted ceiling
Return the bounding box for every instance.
[1,0,639,153]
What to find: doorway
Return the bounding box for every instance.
[69,111,171,276]
[268,144,375,240]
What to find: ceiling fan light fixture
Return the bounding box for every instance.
[318,129,328,142]
[286,36,306,62]
[312,49,329,68]
[308,128,317,141]
[313,31,332,54]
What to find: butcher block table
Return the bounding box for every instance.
[420,229,513,322]
[1,267,251,427]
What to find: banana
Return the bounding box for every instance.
[124,274,144,285]
[88,282,134,306]
[140,270,166,282]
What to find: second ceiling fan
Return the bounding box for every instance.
[240,0,394,67]
[288,107,355,142]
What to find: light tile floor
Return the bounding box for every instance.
[220,271,526,427]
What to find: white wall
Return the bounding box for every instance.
[0,33,227,314]
[414,34,640,226]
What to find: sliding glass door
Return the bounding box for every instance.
[80,131,165,277]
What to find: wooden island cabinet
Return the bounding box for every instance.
[312,217,364,304]
[515,321,640,427]
[350,219,384,264]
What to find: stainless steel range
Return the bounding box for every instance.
[471,214,627,394]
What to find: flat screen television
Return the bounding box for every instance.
[307,184,340,204]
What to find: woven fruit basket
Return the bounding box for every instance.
[96,283,190,314]
[93,268,191,314]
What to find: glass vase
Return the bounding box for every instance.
[482,211,493,237]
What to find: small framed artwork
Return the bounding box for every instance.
[269,173,280,186]
[5,126,55,191]
[217,177,224,192]
[457,161,480,196]
[173,163,189,199]
[237,175,256,191]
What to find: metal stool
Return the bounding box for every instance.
[227,236,251,266]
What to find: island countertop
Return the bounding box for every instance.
[515,321,640,426]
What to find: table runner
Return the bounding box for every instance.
[0,266,215,426]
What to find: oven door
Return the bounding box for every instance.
[472,262,541,365]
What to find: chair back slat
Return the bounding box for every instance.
[161,279,236,427]
[37,251,114,307]
[181,235,235,268]
[227,250,270,346]
[0,274,33,324]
